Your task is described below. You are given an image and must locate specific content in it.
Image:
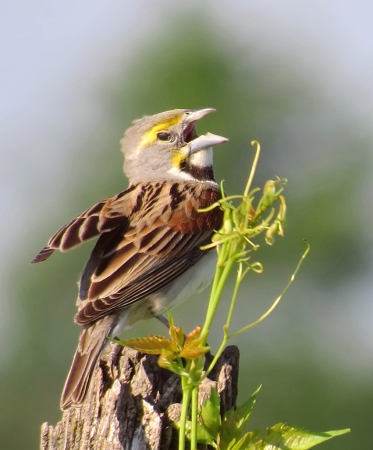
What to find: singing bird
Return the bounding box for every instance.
[32,108,228,410]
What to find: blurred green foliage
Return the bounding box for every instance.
[2,15,371,450]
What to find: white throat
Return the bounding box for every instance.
[189,147,213,167]
[167,147,217,184]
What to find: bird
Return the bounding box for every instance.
[32,108,228,410]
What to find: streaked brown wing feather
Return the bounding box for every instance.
[75,235,211,325]
[31,185,139,263]
[90,230,206,299]
[75,182,222,325]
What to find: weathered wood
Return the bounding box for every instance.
[41,345,239,450]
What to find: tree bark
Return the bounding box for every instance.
[41,345,239,450]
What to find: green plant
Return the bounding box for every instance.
[187,385,348,450]
[113,142,349,450]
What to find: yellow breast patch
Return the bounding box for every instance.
[171,150,187,168]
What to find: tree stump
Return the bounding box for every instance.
[41,345,239,450]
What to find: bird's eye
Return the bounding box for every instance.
[157,132,171,141]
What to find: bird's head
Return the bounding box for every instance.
[121,108,228,183]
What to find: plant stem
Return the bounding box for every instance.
[200,256,235,345]
[203,263,243,378]
[179,375,191,450]
[243,141,261,197]
[191,386,198,450]
[203,336,228,380]
[225,264,244,331]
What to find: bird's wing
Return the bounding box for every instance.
[31,185,140,263]
[75,182,223,325]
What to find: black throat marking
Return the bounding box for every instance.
[180,160,215,182]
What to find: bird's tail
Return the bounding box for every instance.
[60,314,117,410]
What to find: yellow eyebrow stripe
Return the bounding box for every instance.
[139,115,182,148]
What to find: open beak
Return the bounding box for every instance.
[185,108,216,121]
[183,108,228,154]
[189,132,228,154]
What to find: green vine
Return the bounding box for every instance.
[112,141,349,450]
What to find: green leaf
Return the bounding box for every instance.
[230,423,350,450]
[195,423,217,447]
[168,311,184,350]
[179,344,210,359]
[220,386,261,450]
[167,311,184,352]
[200,387,221,439]
[173,420,217,447]
[184,326,202,344]
[229,429,262,450]
[180,326,209,358]
[157,351,183,375]
[119,335,175,354]
[268,424,350,450]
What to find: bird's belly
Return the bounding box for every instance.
[152,250,218,312]
[114,251,217,332]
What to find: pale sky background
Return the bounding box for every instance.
[1,0,372,377]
